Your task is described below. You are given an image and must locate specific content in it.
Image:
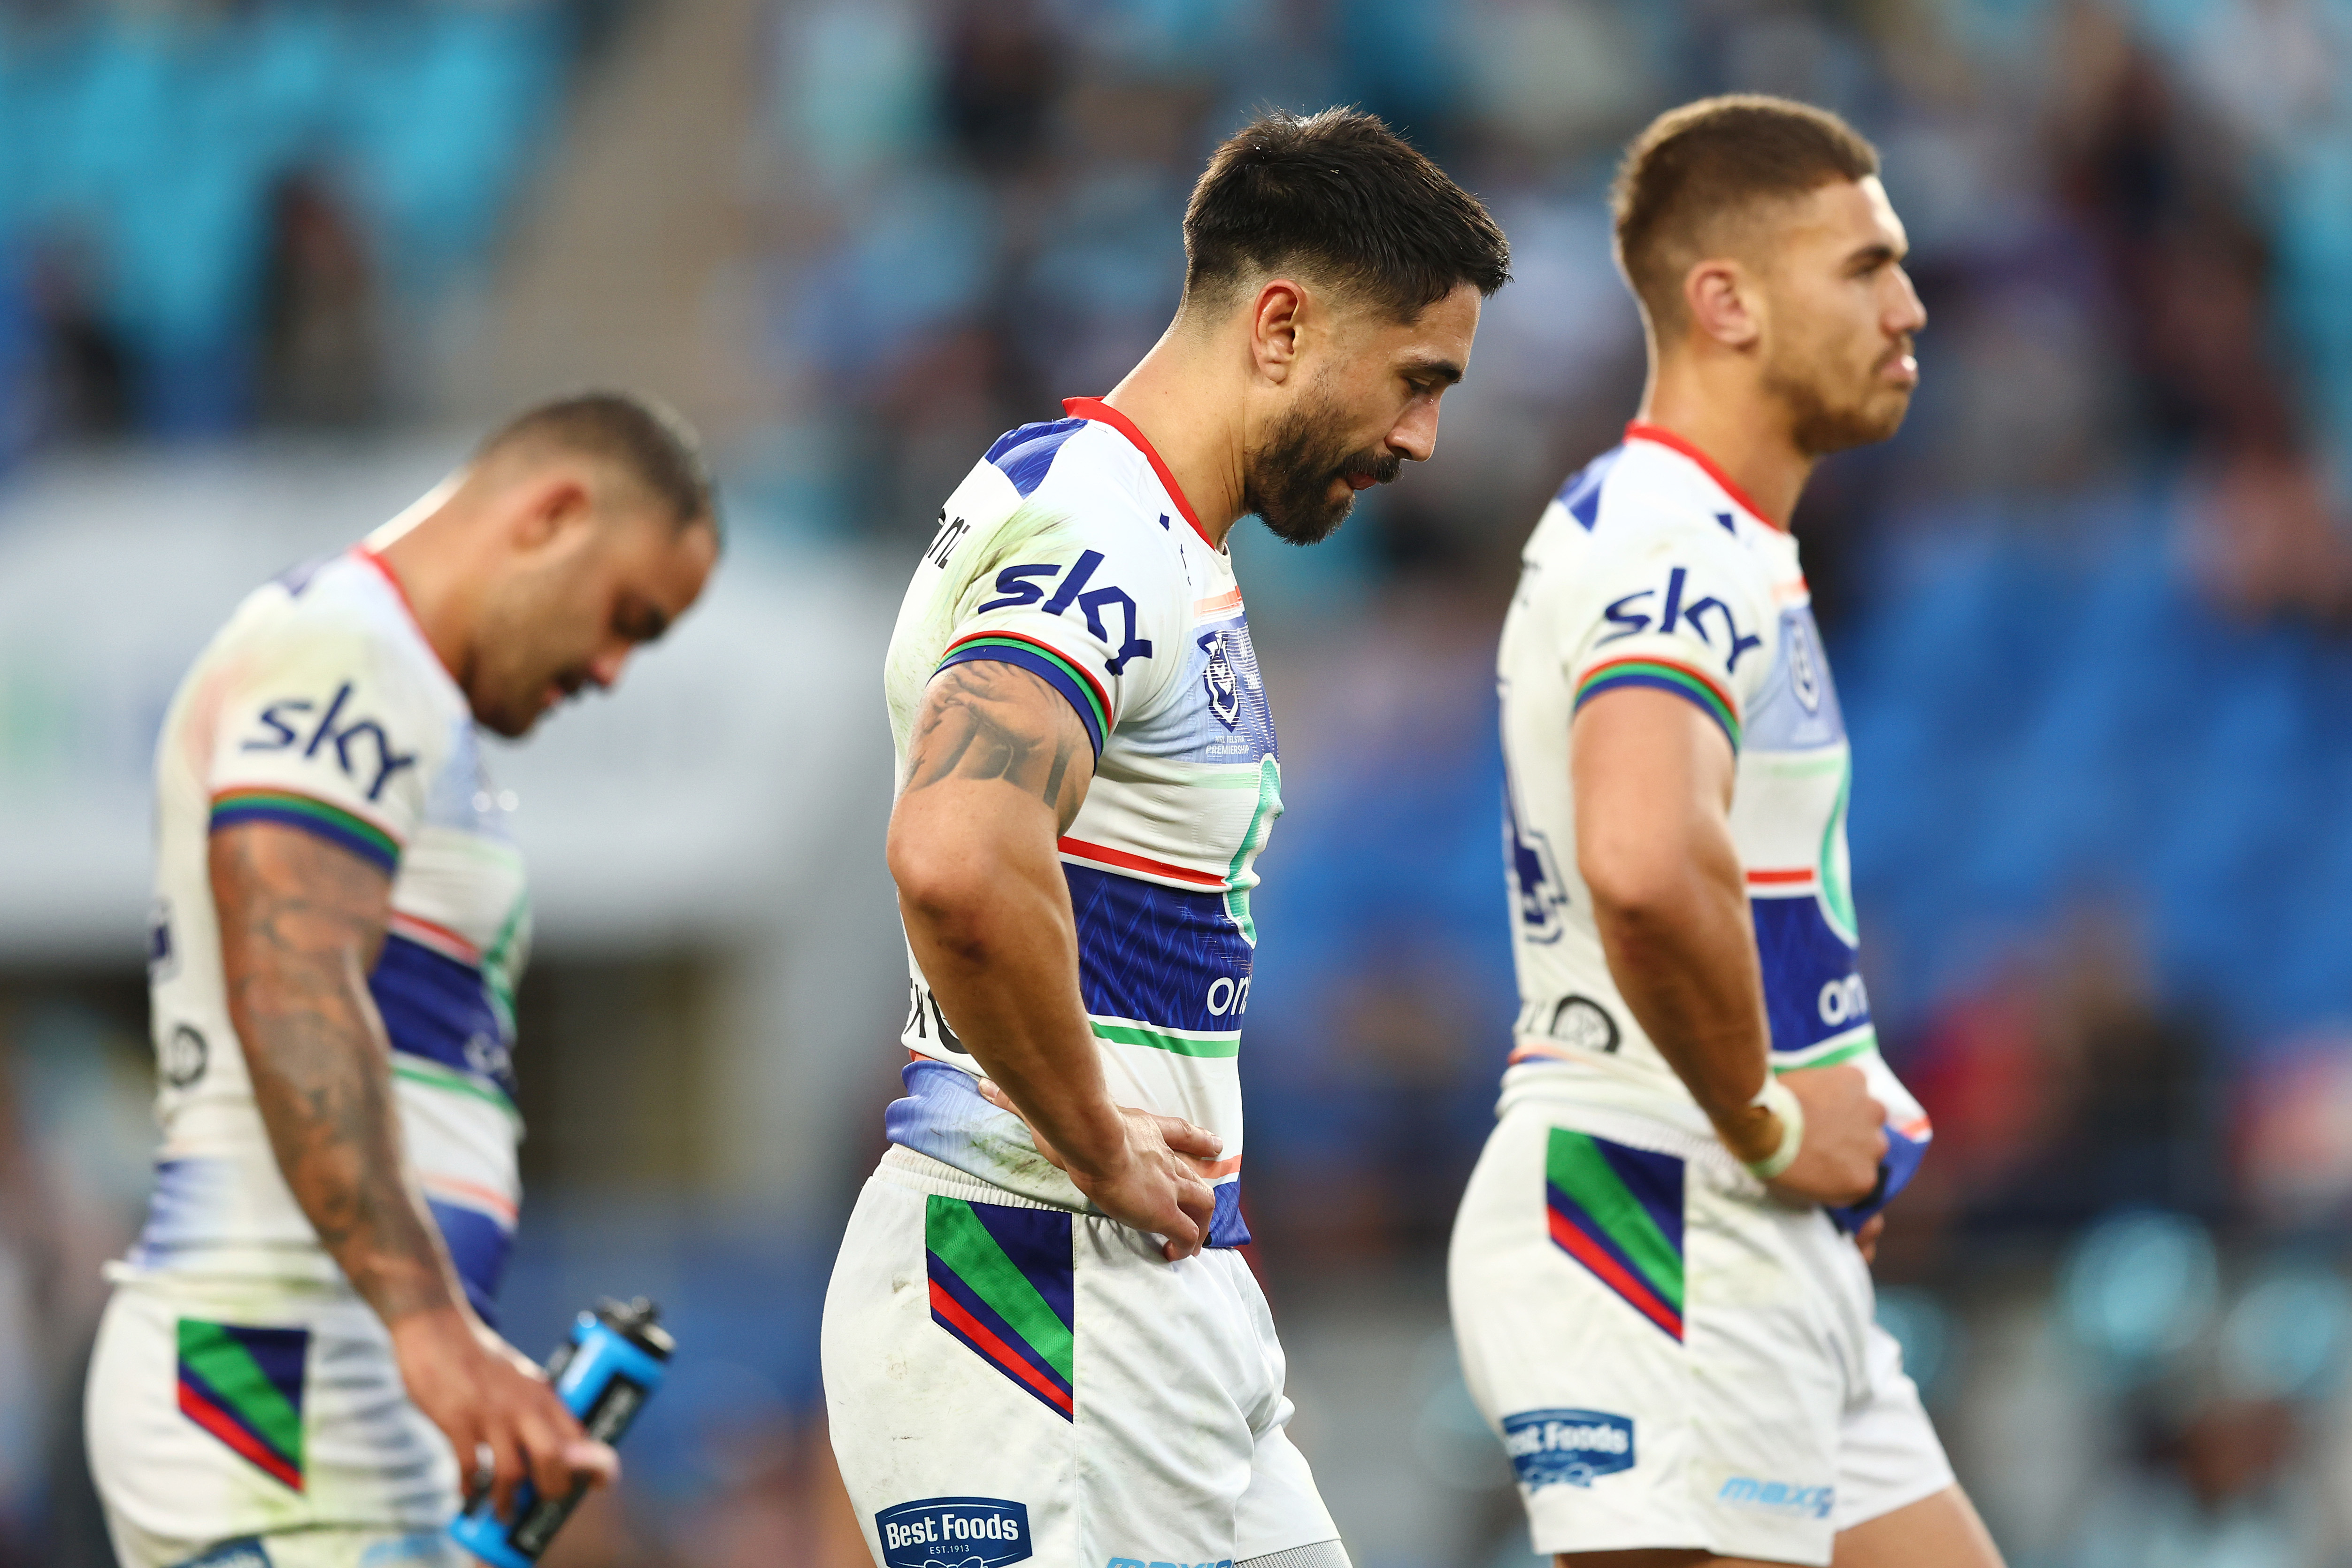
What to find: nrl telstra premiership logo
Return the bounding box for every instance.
[1200,629,1241,729]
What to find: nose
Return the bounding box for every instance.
[1890,267,1927,335]
[1390,399,1441,464]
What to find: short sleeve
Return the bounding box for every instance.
[1565,526,1777,754]
[204,623,438,875]
[934,519,1183,758]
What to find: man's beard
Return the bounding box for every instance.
[1764,340,1914,458]
[1242,386,1402,546]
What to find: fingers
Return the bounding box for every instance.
[976,1079,1072,1169]
[485,1416,529,1518]
[1160,1170,1214,1261]
[1154,1114,1224,1162]
[564,1438,622,1490]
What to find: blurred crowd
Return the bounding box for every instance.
[7,0,2352,1565]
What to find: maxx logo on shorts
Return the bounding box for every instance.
[876,1496,1032,1568]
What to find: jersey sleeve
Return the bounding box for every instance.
[203,619,439,876]
[933,509,1184,758]
[1564,523,1778,754]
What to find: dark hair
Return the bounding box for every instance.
[1612,94,1879,330]
[482,391,716,535]
[1183,108,1510,319]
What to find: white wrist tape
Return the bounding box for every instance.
[1741,1073,1805,1181]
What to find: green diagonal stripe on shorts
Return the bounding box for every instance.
[176,1319,305,1464]
[925,1196,1077,1384]
[1546,1130,1686,1314]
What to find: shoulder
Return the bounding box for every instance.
[213,554,457,723]
[1527,441,1765,592]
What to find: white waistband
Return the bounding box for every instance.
[875,1144,1097,1214]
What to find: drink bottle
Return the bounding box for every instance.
[447,1298,673,1567]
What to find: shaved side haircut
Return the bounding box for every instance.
[482,391,716,535]
[1612,95,1879,334]
[1183,107,1511,321]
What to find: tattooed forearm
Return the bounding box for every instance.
[210,822,458,1323]
[906,660,1094,830]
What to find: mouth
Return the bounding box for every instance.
[1880,344,1919,388]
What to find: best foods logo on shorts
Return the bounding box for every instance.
[1500,1408,1636,1489]
[875,1496,1032,1568]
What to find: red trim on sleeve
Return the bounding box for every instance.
[1056,836,1226,887]
[1623,423,1783,532]
[1061,397,1212,547]
[940,629,1115,731]
[1744,868,1816,886]
[350,546,461,681]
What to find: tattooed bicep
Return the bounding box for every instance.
[209,821,395,984]
[904,660,1096,829]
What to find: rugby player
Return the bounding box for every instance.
[822,109,1508,1568]
[87,394,719,1568]
[1448,98,2005,1568]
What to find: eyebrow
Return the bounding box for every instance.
[1401,356,1465,387]
[1845,241,1904,272]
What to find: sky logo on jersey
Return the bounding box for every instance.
[1200,630,1240,728]
[1716,1477,1835,1520]
[974,552,1154,674]
[875,1497,1032,1568]
[1502,1409,1636,1489]
[1597,566,1764,674]
[239,681,418,802]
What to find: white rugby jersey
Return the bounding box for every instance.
[1496,423,1929,1222]
[882,398,1278,1246]
[131,546,529,1320]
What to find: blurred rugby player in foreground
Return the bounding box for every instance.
[825,109,1506,1568]
[1451,97,2004,1568]
[89,394,718,1568]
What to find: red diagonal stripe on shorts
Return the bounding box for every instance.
[178,1379,304,1491]
[928,1278,1076,1416]
[1548,1206,1684,1340]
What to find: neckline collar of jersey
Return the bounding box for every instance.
[1623,421,1785,532]
[350,544,464,685]
[1062,396,1214,547]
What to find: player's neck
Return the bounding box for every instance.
[1099,331,1247,548]
[374,509,482,687]
[1636,363,1814,530]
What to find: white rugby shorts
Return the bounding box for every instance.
[86,1270,465,1568]
[822,1146,1346,1568]
[1447,1105,1952,1566]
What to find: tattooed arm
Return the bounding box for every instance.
[885,661,1222,1259]
[210,822,613,1512]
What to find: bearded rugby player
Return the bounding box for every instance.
[88,394,718,1568]
[822,109,1508,1568]
[1450,98,2005,1568]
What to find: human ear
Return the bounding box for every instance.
[1249,279,1306,384]
[1683,259,1761,350]
[512,475,593,552]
